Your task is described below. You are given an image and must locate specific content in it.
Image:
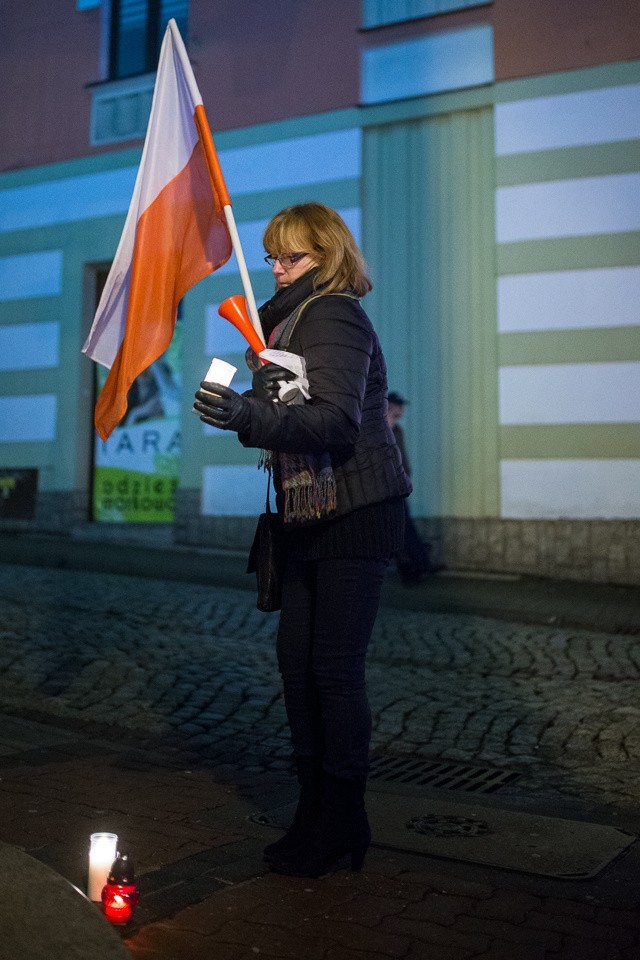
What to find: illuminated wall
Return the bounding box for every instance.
[495,72,640,519]
[0,0,639,578]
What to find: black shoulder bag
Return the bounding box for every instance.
[246,468,286,612]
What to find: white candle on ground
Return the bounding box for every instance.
[88,832,118,901]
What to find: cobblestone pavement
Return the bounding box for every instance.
[1,562,640,960]
[1,564,639,811]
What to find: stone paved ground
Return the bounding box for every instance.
[1,562,640,960]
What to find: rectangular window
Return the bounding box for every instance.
[109,0,188,79]
[363,0,490,29]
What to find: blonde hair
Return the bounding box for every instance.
[263,202,372,296]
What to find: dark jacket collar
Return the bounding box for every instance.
[258,269,318,338]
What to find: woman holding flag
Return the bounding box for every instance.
[194,202,411,878]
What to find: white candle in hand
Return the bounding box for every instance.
[193,357,237,414]
[203,357,237,387]
[88,832,118,901]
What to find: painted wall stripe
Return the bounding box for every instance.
[496,173,640,244]
[0,322,60,370]
[0,251,63,302]
[496,141,640,189]
[495,83,640,156]
[205,304,250,355]
[0,130,360,234]
[497,265,640,332]
[500,459,640,519]
[0,168,138,233]
[498,326,640,367]
[0,394,57,442]
[221,129,361,195]
[499,361,640,425]
[500,423,640,460]
[201,464,266,515]
[496,232,640,277]
[361,26,494,105]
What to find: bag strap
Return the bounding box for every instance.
[272,291,360,352]
[265,465,274,515]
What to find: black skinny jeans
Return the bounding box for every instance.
[276,546,388,780]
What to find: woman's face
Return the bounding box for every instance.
[270,252,318,289]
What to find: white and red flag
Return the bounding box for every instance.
[83,20,235,441]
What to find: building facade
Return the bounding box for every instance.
[1,0,639,583]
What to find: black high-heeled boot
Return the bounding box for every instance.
[263,756,322,864]
[268,773,371,877]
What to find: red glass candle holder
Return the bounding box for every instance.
[101,852,139,925]
[102,885,138,924]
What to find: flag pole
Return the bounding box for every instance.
[194,107,264,344]
[169,20,265,345]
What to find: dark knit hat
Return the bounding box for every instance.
[387,391,408,406]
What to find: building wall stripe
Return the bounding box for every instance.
[204,271,278,312]
[0,442,55,472]
[201,464,266,516]
[496,232,640,276]
[0,168,138,234]
[495,83,640,156]
[0,251,63,302]
[205,304,241,356]
[496,172,640,244]
[497,265,640,333]
[496,140,640,188]
[231,178,359,224]
[0,322,60,370]
[498,361,640,425]
[0,129,361,234]
[0,369,60,395]
[221,129,361,196]
[493,61,640,107]
[500,459,640,519]
[0,395,57,442]
[498,327,640,367]
[501,423,640,460]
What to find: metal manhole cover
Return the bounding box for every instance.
[407,814,493,838]
[370,754,521,794]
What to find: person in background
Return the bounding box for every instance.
[387,391,441,583]
[193,203,412,878]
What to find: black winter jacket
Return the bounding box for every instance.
[240,271,412,521]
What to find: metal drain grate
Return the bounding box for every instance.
[369,754,521,794]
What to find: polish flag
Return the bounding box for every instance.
[82,19,232,441]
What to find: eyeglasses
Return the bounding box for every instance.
[264,252,308,269]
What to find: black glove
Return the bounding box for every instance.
[252,363,296,401]
[194,382,251,433]
[245,346,262,373]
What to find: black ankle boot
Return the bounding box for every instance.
[269,773,371,878]
[263,757,322,864]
